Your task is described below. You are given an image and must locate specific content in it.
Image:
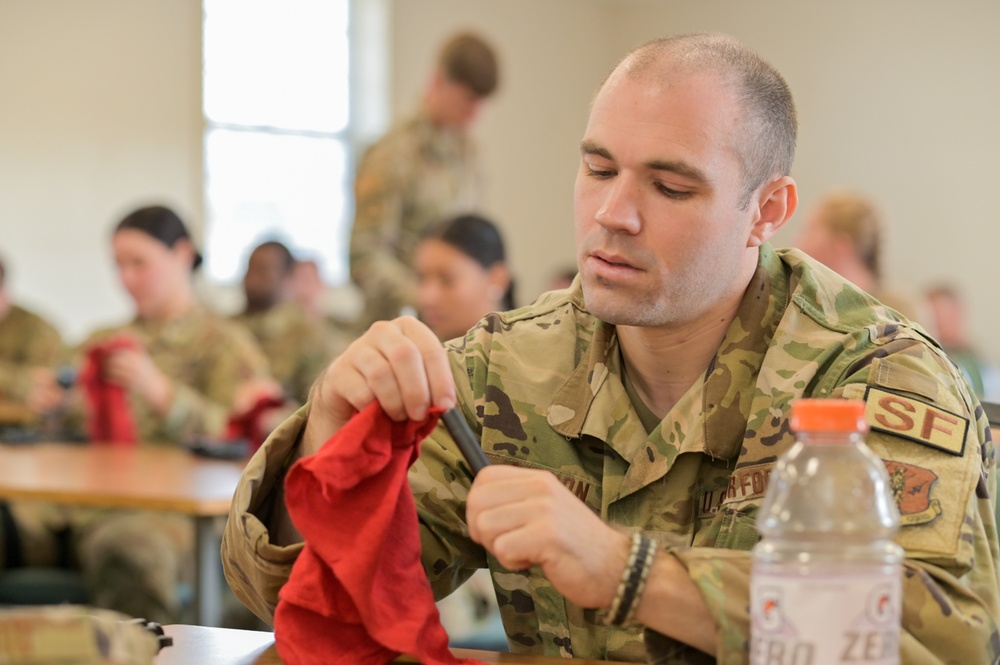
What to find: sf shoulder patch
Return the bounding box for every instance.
[863,386,968,456]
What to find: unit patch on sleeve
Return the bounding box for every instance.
[863,386,969,456]
[883,460,942,526]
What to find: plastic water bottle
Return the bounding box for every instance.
[750,399,903,665]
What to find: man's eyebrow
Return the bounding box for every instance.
[579,140,611,160]
[646,159,708,184]
[580,140,708,184]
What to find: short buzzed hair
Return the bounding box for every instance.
[438,32,500,98]
[616,33,797,207]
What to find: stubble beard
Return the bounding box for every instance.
[581,275,680,328]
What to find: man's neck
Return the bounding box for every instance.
[0,295,11,324]
[616,303,741,420]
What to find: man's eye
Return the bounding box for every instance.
[655,182,693,200]
[585,164,615,178]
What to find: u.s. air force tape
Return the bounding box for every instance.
[863,386,969,456]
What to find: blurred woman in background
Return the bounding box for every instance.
[20,205,274,624]
[80,205,271,444]
[414,213,511,650]
[414,213,513,341]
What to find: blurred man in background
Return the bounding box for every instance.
[350,31,500,330]
[795,188,924,321]
[925,282,1000,402]
[233,241,341,405]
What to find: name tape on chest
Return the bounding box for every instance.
[698,463,773,518]
[863,386,968,456]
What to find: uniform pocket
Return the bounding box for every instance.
[713,508,761,551]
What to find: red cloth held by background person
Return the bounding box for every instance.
[274,403,482,665]
[225,394,285,452]
[79,336,139,446]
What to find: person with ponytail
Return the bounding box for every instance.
[26,205,272,623]
[414,213,514,342]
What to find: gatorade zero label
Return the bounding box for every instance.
[750,569,901,665]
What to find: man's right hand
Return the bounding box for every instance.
[301,317,455,458]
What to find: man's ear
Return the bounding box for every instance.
[747,176,798,248]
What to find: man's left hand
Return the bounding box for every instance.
[466,464,630,609]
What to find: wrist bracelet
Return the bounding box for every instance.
[605,532,656,627]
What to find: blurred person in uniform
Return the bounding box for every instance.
[233,241,341,405]
[290,257,357,352]
[3,205,271,624]
[222,34,998,662]
[794,188,924,321]
[413,213,511,648]
[290,258,328,327]
[925,282,1000,402]
[546,265,578,293]
[0,255,63,424]
[415,213,513,342]
[350,31,500,330]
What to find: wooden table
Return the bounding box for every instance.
[159,625,633,664]
[0,400,36,426]
[0,442,246,626]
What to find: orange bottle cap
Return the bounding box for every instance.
[790,399,868,433]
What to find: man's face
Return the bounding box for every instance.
[243,246,289,311]
[430,76,484,130]
[573,70,761,329]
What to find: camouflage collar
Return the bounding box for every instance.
[547,245,788,492]
[130,301,217,347]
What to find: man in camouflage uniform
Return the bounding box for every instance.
[0,256,63,424]
[222,34,1000,663]
[232,241,343,405]
[349,32,499,330]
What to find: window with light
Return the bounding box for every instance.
[202,0,354,285]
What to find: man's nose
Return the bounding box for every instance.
[594,176,641,234]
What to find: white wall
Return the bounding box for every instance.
[3,0,1000,362]
[0,0,204,342]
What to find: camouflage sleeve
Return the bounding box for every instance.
[221,407,309,625]
[348,140,418,322]
[655,336,1000,664]
[0,312,63,403]
[161,323,271,443]
[412,417,487,600]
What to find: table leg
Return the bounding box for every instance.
[193,515,222,626]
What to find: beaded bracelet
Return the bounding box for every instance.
[605,532,656,627]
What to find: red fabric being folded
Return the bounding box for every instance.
[274,403,482,665]
[79,337,139,446]
[225,394,285,452]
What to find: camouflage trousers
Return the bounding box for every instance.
[0,501,192,624]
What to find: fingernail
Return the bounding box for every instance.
[437,396,455,410]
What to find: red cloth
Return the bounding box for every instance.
[274,403,482,665]
[225,394,285,452]
[79,337,138,446]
